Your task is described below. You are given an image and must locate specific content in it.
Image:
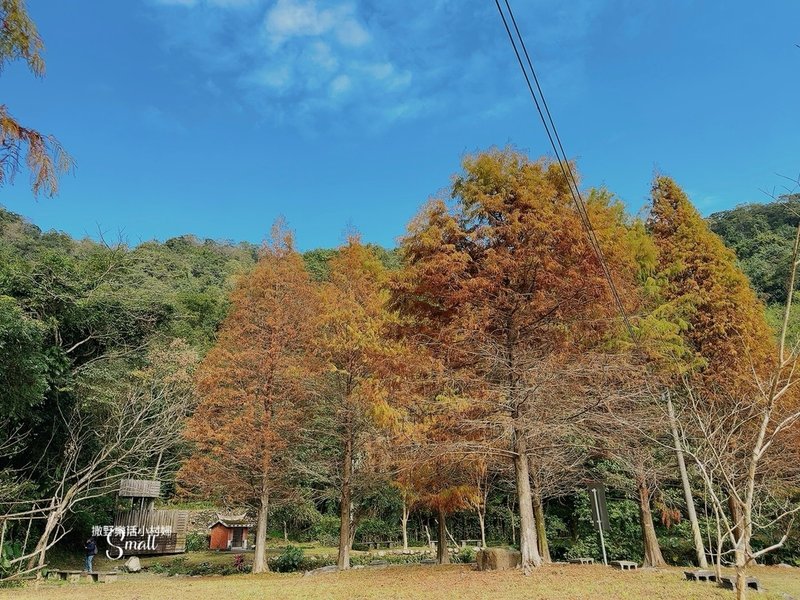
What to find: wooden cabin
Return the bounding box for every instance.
[209,515,253,550]
[111,479,188,554]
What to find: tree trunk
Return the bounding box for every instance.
[636,477,666,567]
[283,521,288,543]
[513,428,542,572]
[29,506,61,571]
[436,507,449,564]
[337,432,353,570]
[712,500,723,582]
[28,489,74,572]
[666,391,707,568]
[532,487,551,563]
[477,507,487,548]
[252,480,270,573]
[510,510,516,546]
[734,543,748,600]
[727,494,757,567]
[401,498,409,552]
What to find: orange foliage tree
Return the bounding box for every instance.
[398,148,642,570]
[647,175,775,392]
[1,0,73,196]
[647,178,800,596]
[178,224,317,573]
[313,237,423,569]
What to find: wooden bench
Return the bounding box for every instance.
[684,569,716,582]
[569,557,594,565]
[610,560,638,571]
[460,539,482,548]
[719,575,762,592]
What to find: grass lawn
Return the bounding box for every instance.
[3,564,798,600]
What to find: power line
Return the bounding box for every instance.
[492,0,635,338]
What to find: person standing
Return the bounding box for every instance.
[84,537,97,572]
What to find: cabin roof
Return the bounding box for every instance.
[119,479,161,498]
[208,513,253,529]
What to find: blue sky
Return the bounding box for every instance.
[1,0,799,250]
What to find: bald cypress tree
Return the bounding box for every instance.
[1,0,73,196]
[647,176,777,571]
[647,176,775,394]
[399,149,643,571]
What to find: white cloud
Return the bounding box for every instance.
[357,62,411,90]
[152,0,256,6]
[148,0,632,130]
[152,0,197,5]
[209,0,257,6]
[250,64,293,91]
[334,17,370,48]
[307,41,338,72]
[232,0,415,122]
[264,0,370,49]
[329,74,351,97]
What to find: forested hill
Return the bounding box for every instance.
[0,196,792,425]
[0,205,400,529]
[3,194,796,359]
[0,206,400,410]
[709,194,800,305]
[0,206,400,351]
[3,194,795,325]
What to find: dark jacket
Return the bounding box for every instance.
[86,540,97,555]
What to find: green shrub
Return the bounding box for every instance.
[148,561,168,574]
[355,517,398,543]
[455,547,475,563]
[350,553,424,566]
[145,556,251,577]
[271,545,304,573]
[166,557,188,576]
[309,516,340,547]
[185,531,208,552]
[298,555,336,571]
[0,541,22,579]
